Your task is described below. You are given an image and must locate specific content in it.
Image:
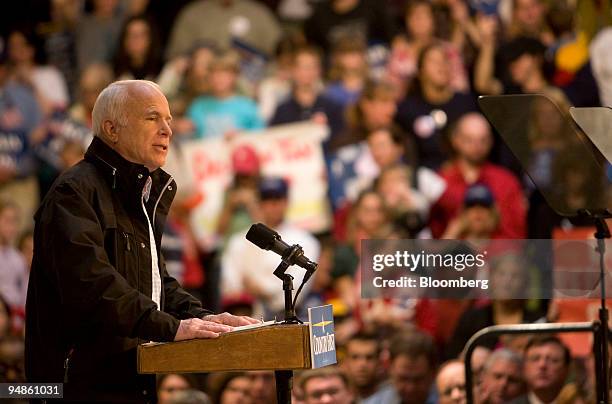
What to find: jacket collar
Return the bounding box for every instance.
[84,136,173,194]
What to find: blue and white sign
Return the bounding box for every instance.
[308,304,336,368]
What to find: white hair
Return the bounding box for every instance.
[91,80,163,138]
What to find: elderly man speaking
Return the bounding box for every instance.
[25,80,258,402]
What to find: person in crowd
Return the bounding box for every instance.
[216,144,263,244]
[324,37,369,109]
[25,80,258,401]
[165,0,282,58]
[440,183,500,240]
[300,367,355,404]
[69,63,115,129]
[341,332,383,400]
[590,27,612,107]
[506,0,553,45]
[0,44,41,234]
[395,43,478,170]
[166,389,211,404]
[303,0,398,54]
[208,371,253,404]
[429,112,526,239]
[270,45,345,150]
[157,373,198,404]
[221,176,320,319]
[363,330,437,404]
[446,253,546,358]
[6,27,70,115]
[477,348,525,404]
[113,15,163,81]
[186,50,264,139]
[436,360,467,404]
[0,294,25,383]
[508,336,571,404]
[75,0,126,72]
[249,370,277,404]
[0,200,28,313]
[258,35,301,123]
[387,0,469,98]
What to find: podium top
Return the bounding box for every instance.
[478,94,610,217]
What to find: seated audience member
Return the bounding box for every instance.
[395,43,478,170]
[221,177,320,319]
[270,45,344,149]
[429,113,526,239]
[0,200,28,312]
[207,372,252,404]
[249,371,276,404]
[436,360,467,404]
[440,183,499,240]
[363,330,437,404]
[157,373,198,404]
[323,37,369,109]
[113,15,162,81]
[508,336,571,404]
[446,253,546,358]
[300,367,354,404]
[477,349,525,404]
[341,332,383,400]
[186,51,264,139]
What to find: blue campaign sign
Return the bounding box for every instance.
[308,305,337,368]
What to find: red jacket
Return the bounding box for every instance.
[429,162,527,238]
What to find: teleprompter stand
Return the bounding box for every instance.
[475,95,612,404]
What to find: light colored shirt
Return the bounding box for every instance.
[142,176,161,309]
[186,95,264,139]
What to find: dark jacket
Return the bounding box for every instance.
[25,137,210,402]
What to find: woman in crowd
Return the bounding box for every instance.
[113,15,163,80]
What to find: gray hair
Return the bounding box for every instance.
[91,80,163,138]
[483,348,523,373]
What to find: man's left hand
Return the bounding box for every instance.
[202,312,261,327]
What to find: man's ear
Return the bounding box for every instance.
[102,120,119,144]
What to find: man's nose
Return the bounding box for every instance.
[161,120,172,137]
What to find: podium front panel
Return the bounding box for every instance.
[138,324,311,373]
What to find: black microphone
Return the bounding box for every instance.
[246,223,317,273]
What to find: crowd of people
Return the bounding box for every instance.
[1,0,611,402]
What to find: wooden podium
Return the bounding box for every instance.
[137,323,312,374]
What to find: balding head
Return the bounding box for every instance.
[436,360,466,404]
[451,113,493,165]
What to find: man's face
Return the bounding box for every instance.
[303,375,354,404]
[436,362,466,404]
[480,359,524,404]
[249,371,275,404]
[524,343,568,394]
[293,53,321,88]
[391,355,433,404]
[343,339,379,388]
[260,197,288,228]
[452,116,492,165]
[222,375,252,404]
[113,85,173,171]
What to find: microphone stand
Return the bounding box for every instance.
[581,209,612,404]
[272,244,306,404]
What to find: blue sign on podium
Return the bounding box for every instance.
[308,304,337,368]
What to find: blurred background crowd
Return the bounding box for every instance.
[1,0,612,402]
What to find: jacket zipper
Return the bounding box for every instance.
[63,348,74,383]
[152,176,174,225]
[123,232,131,251]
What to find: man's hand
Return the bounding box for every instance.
[173,318,233,341]
[203,312,261,327]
